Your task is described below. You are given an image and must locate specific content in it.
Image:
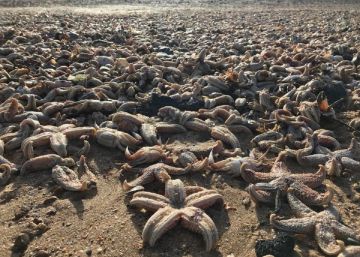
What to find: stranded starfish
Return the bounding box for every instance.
[208,150,267,177]
[242,160,332,206]
[270,191,360,256]
[122,163,191,191]
[279,134,360,168]
[130,178,223,251]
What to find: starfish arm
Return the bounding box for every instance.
[181,207,219,251]
[297,154,329,167]
[270,214,316,234]
[51,165,86,191]
[128,155,150,167]
[289,181,333,206]
[287,191,316,217]
[162,164,190,175]
[315,223,344,256]
[240,168,279,184]
[185,186,205,195]
[185,190,223,209]
[130,198,169,212]
[122,171,156,191]
[130,192,170,212]
[332,221,360,243]
[323,205,341,220]
[291,165,326,188]
[248,184,274,204]
[132,191,170,203]
[165,179,186,207]
[210,158,233,172]
[189,158,209,172]
[50,132,68,157]
[341,157,360,171]
[142,207,182,246]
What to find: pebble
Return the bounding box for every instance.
[46,207,57,216]
[13,205,31,220]
[12,233,31,252]
[34,250,50,257]
[242,197,251,207]
[85,247,92,256]
[43,196,58,205]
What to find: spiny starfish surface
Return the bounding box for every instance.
[270,191,360,256]
[242,160,332,206]
[130,179,224,251]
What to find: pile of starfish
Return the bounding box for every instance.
[122,132,360,255]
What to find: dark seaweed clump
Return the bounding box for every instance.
[255,232,295,257]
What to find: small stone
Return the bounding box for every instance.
[351,194,360,203]
[14,205,31,220]
[43,196,58,205]
[85,247,92,256]
[46,207,57,216]
[156,52,170,58]
[353,183,360,193]
[235,98,247,107]
[116,58,128,68]
[97,247,103,254]
[158,46,173,55]
[242,197,251,207]
[34,249,50,257]
[12,233,31,252]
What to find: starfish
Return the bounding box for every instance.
[279,134,360,168]
[122,163,191,191]
[325,156,360,177]
[208,150,267,177]
[241,160,333,207]
[130,178,223,251]
[124,146,168,167]
[270,191,360,256]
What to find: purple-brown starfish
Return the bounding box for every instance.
[241,160,332,206]
[271,191,360,256]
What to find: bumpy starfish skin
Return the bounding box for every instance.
[140,123,159,145]
[288,134,360,167]
[211,126,241,149]
[52,165,87,191]
[130,179,223,251]
[243,161,332,206]
[325,157,360,176]
[20,154,75,175]
[271,192,360,256]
